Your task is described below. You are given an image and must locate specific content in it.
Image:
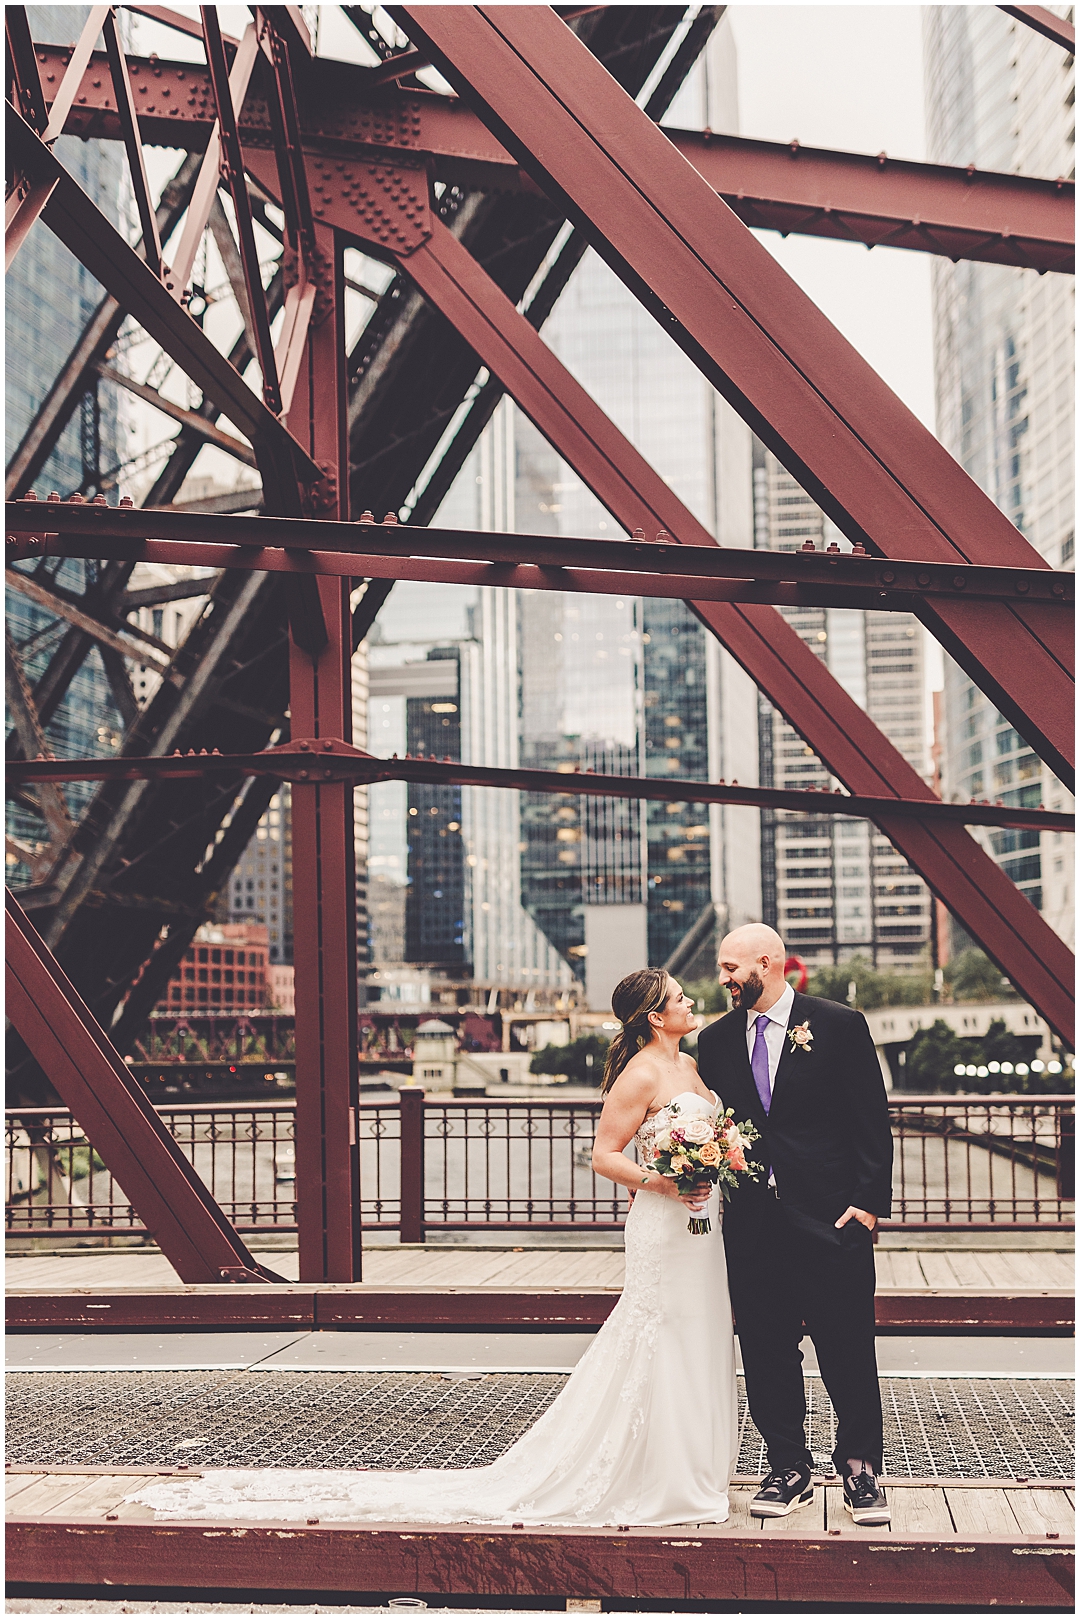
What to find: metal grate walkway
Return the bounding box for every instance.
[6,1370,1074,1480]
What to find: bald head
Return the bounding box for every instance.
[718,923,788,1014]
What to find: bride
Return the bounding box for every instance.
[136,969,739,1528]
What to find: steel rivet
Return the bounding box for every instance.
[881,569,896,584]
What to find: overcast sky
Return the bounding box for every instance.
[729,5,937,433]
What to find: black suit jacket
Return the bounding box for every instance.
[696,992,893,1238]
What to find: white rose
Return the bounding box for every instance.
[654,1131,674,1154]
[681,1117,713,1145]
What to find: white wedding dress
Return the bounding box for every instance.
[135,1091,739,1528]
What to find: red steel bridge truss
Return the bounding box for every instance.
[4,3,1075,1284]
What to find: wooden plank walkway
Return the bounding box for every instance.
[5,1243,1073,1292]
[6,1468,1073,1607]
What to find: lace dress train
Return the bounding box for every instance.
[136,1093,739,1528]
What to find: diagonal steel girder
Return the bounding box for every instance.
[391,5,1074,791]
[1000,4,1077,51]
[379,216,1074,1047]
[6,892,283,1282]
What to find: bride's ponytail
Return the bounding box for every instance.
[600,968,671,1094]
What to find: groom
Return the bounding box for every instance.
[696,923,893,1526]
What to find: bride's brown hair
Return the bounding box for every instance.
[600,968,671,1094]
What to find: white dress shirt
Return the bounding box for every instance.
[744,980,795,1099]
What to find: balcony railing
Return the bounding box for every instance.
[5,1093,1074,1239]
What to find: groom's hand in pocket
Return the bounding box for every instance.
[834,1205,878,1232]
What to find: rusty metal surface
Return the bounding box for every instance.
[4,895,280,1285]
[395,5,1073,789]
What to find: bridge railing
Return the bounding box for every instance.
[5,1094,1073,1238]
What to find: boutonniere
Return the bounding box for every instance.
[787,1020,813,1054]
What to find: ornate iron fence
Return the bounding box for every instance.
[5,1094,1073,1238]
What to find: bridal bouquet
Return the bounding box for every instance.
[650,1106,761,1235]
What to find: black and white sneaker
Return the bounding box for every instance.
[750,1467,814,1518]
[843,1468,890,1525]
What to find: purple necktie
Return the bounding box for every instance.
[751,1014,772,1114]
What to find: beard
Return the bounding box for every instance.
[729,969,764,1010]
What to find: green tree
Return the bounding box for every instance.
[902,1017,1055,1094]
[904,1020,967,1090]
[530,1032,611,1085]
[809,956,933,1012]
[946,948,1015,1002]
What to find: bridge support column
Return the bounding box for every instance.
[287,228,363,1282]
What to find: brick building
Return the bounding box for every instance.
[156,922,270,1014]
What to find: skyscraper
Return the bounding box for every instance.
[753,444,933,971]
[924,5,1075,951]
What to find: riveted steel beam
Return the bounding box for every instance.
[6,502,1073,609]
[667,129,1074,275]
[28,41,1074,277]
[9,742,1072,836]
[5,891,283,1283]
[391,5,1074,789]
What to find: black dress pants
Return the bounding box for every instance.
[725,1192,883,1474]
